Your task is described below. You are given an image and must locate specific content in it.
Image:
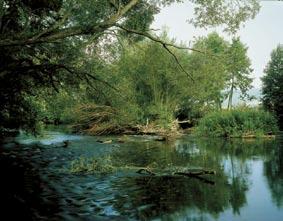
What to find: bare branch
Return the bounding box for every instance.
[47,71,59,93]
[44,63,119,92]
[162,44,194,81]
[83,72,119,92]
[115,24,206,54]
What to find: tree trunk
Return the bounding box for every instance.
[227,75,235,110]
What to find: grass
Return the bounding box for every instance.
[194,108,279,138]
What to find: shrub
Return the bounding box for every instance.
[195,108,279,137]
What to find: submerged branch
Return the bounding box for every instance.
[135,168,216,177]
[174,170,216,176]
[134,168,216,185]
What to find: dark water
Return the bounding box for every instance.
[0,131,283,221]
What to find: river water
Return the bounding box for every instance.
[0,130,283,221]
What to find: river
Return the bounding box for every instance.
[0,130,283,220]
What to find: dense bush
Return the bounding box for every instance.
[195,108,279,137]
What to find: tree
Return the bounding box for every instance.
[262,45,283,129]
[0,0,260,132]
[225,38,253,109]
[186,32,229,111]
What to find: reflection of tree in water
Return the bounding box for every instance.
[195,138,281,214]
[264,138,283,208]
[108,138,261,220]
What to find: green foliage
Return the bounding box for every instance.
[262,45,283,130]
[195,108,279,137]
[190,0,260,33]
[57,32,255,134]
[0,0,260,132]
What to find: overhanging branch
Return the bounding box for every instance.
[115,24,205,54]
[0,0,140,47]
[162,44,194,81]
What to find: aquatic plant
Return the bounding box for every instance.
[70,156,115,174]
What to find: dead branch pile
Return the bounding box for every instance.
[71,104,137,135]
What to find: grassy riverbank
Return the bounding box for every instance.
[194,109,279,138]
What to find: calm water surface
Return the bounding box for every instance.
[0,130,283,221]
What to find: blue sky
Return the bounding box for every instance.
[152,1,283,90]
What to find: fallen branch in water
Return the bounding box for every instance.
[135,168,215,177]
[174,170,216,176]
[135,168,216,185]
[136,168,156,176]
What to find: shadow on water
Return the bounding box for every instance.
[0,131,283,220]
[0,142,61,221]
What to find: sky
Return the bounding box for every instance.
[152,1,283,91]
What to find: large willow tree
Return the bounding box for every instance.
[0,0,260,132]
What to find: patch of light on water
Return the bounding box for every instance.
[16,130,82,145]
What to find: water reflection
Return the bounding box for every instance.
[109,138,255,220]
[264,137,283,208]
[1,132,283,220]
